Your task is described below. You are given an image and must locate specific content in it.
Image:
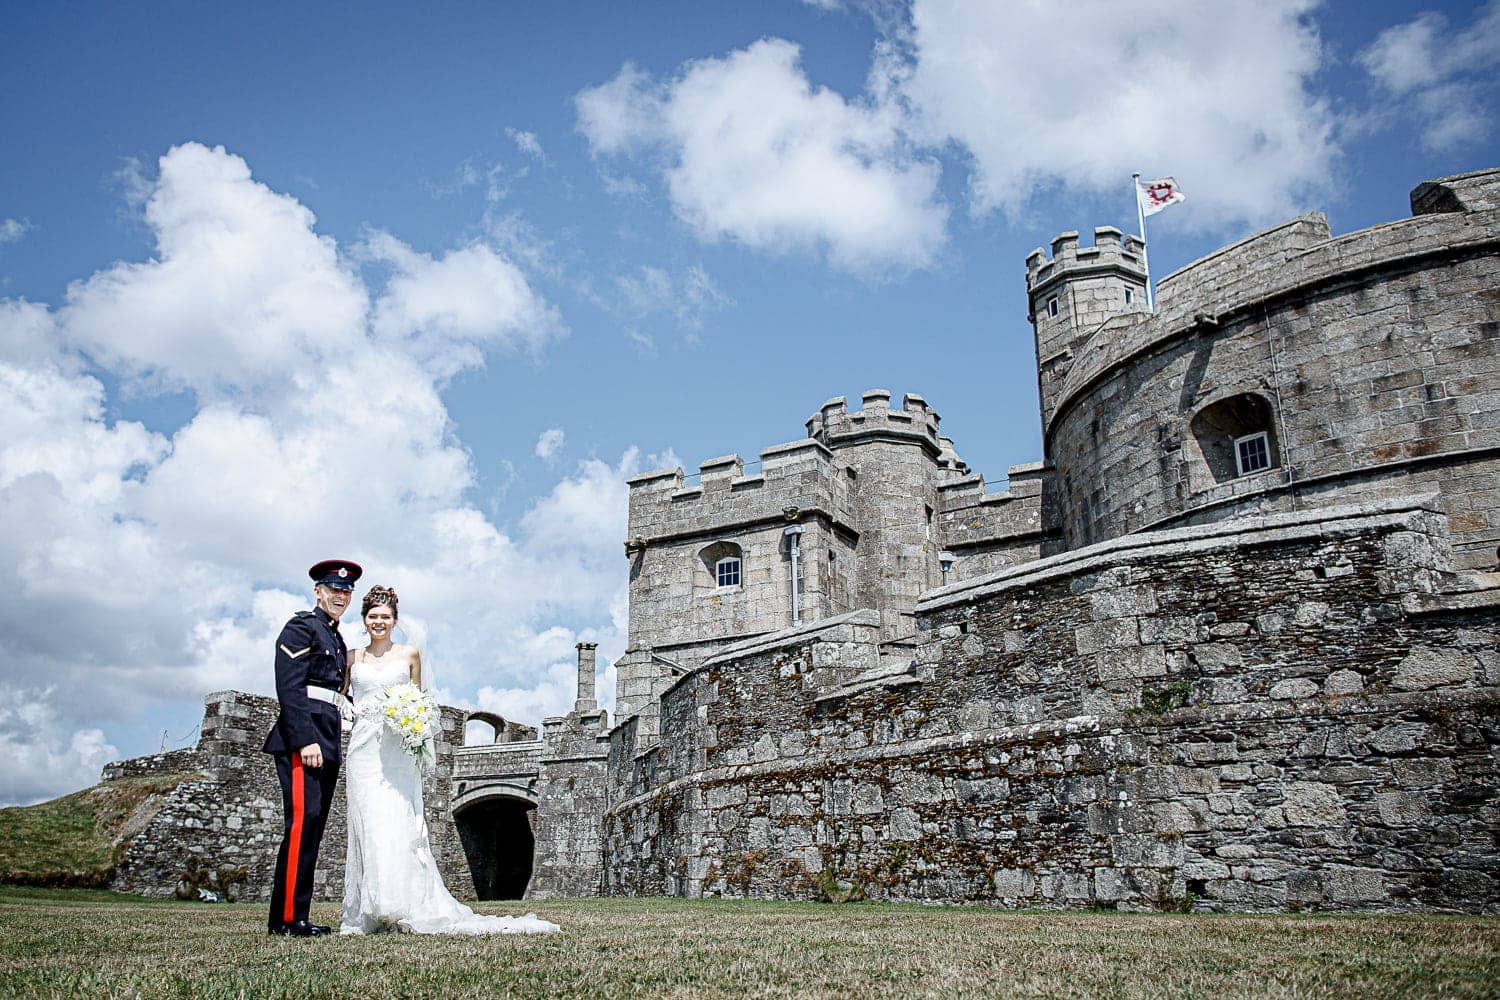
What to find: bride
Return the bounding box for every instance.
[340,584,559,936]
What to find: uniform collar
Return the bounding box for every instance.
[314,606,342,629]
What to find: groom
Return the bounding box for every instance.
[263,558,360,937]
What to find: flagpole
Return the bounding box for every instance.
[1132,171,1154,310]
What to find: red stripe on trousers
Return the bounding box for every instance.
[285,754,304,924]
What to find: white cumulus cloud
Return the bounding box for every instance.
[0,688,118,806]
[0,142,633,804]
[1358,1,1500,151]
[897,0,1340,227]
[577,39,948,274]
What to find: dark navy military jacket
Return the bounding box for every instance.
[262,607,347,760]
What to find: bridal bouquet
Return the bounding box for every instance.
[380,682,439,766]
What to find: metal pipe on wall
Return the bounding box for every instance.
[784,524,804,626]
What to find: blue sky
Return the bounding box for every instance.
[2,0,1497,803]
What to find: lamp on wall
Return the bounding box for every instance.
[939,551,956,586]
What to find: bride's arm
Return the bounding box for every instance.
[410,648,422,688]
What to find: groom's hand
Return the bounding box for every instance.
[300,743,323,768]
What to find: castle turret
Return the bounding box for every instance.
[1026,226,1148,439]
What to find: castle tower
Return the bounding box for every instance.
[806,390,966,641]
[1025,226,1148,441]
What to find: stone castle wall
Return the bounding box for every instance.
[107,692,473,902]
[1039,172,1500,568]
[599,498,1499,911]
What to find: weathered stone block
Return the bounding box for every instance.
[1392,646,1475,690]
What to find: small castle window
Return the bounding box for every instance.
[1047,296,1059,318]
[1234,432,1271,476]
[1187,393,1280,490]
[715,557,741,588]
[1124,288,1133,304]
[697,540,744,593]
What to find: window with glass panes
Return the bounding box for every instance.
[715,557,741,588]
[1234,432,1271,476]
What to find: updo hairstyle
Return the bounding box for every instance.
[362,585,399,621]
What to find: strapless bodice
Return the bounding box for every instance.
[348,651,411,704]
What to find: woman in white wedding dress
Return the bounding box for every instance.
[340,585,559,936]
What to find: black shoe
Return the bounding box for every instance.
[268,919,331,937]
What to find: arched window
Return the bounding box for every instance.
[464,711,506,746]
[1187,393,1280,489]
[696,540,744,593]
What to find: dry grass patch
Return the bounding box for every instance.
[0,888,1495,998]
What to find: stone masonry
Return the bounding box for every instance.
[107,692,473,903]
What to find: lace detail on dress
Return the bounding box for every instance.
[339,650,559,936]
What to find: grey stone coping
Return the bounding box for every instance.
[701,609,881,668]
[698,454,741,470]
[454,741,545,756]
[935,473,985,493]
[1402,588,1500,616]
[758,438,833,461]
[918,493,1444,612]
[632,503,858,550]
[626,467,683,487]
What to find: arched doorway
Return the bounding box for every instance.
[454,794,536,900]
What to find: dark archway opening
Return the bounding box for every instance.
[455,797,536,900]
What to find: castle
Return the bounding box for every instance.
[104,168,1499,912]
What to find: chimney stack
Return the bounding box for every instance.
[574,642,598,713]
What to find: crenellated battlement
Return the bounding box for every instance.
[1026,226,1146,294]
[805,389,948,458]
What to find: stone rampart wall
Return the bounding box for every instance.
[599,500,1499,911]
[109,692,474,902]
[937,463,1058,581]
[100,747,204,782]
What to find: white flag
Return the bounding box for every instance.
[1136,176,1186,216]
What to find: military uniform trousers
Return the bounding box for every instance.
[267,753,341,929]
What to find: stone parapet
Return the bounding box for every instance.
[1052,206,1500,429]
[806,391,950,461]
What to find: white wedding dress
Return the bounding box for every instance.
[340,650,559,936]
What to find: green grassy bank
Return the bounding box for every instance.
[0,774,202,887]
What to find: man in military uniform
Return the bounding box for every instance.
[263,558,360,936]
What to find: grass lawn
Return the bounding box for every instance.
[1,887,1496,998]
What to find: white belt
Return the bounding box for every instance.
[307,686,353,717]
